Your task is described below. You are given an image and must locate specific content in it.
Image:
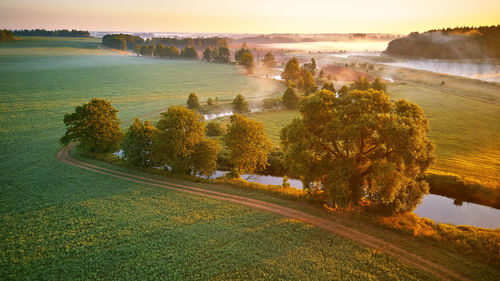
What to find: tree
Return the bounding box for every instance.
[189,139,221,177]
[237,51,255,74]
[187,92,201,110]
[224,114,272,176]
[180,46,198,59]
[339,85,349,96]
[153,106,219,175]
[122,119,159,167]
[207,97,213,106]
[281,89,434,213]
[281,57,301,81]
[232,94,250,114]
[322,82,335,92]
[133,44,141,56]
[303,71,317,94]
[235,44,250,62]
[215,47,230,63]
[0,29,15,42]
[319,69,324,79]
[303,58,317,75]
[205,120,226,136]
[60,98,124,153]
[282,87,299,109]
[203,48,212,61]
[351,77,370,90]
[371,77,387,92]
[262,52,276,68]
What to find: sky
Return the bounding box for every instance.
[1,0,499,34]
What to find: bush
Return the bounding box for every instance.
[206,120,226,136]
[262,97,282,109]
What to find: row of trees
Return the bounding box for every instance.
[61,78,434,213]
[13,29,90,37]
[281,57,318,94]
[102,34,144,50]
[102,34,229,53]
[385,25,500,59]
[202,47,231,63]
[0,30,15,42]
[60,98,271,178]
[133,43,198,59]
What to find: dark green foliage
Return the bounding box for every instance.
[385,25,500,59]
[140,45,155,56]
[0,29,15,42]
[122,119,159,167]
[232,94,250,114]
[215,47,231,63]
[262,98,281,109]
[149,36,228,51]
[282,87,299,109]
[207,97,214,105]
[203,48,213,61]
[180,46,198,59]
[371,77,387,92]
[187,92,201,110]
[60,98,124,153]
[257,147,286,177]
[102,34,144,50]
[206,120,226,136]
[319,69,324,79]
[14,29,90,37]
[153,44,179,58]
[281,89,434,213]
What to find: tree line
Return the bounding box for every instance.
[61,77,434,214]
[102,34,229,52]
[0,29,15,42]
[13,29,90,37]
[385,25,500,59]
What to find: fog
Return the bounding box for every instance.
[381,59,500,83]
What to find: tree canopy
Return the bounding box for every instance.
[0,30,15,42]
[281,57,301,81]
[281,89,434,213]
[187,92,201,110]
[122,119,159,167]
[224,114,272,176]
[282,87,299,109]
[262,52,277,68]
[153,106,219,176]
[232,94,250,114]
[59,98,124,153]
[237,51,255,74]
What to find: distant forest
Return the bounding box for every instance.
[385,25,500,59]
[102,34,229,51]
[13,29,90,37]
[0,29,15,42]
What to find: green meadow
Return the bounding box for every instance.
[0,37,437,280]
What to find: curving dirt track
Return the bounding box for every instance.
[57,142,470,281]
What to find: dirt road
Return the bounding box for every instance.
[57,142,470,281]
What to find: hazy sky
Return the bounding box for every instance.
[1,0,499,34]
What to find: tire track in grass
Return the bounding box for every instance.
[57,142,470,281]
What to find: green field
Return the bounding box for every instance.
[0,37,439,279]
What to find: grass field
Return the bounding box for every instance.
[0,37,440,280]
